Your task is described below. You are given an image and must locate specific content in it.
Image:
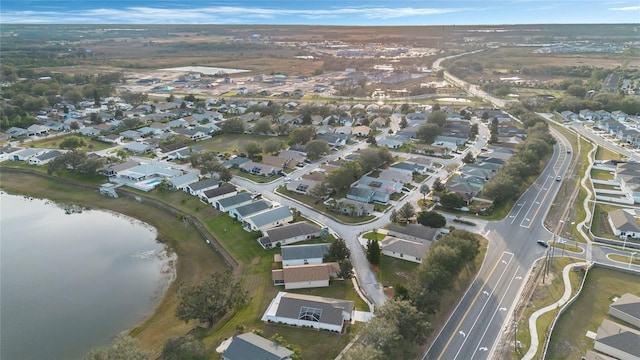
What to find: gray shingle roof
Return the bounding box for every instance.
[217,192,253,208]
[190,178,220,192]
[265,222,322,242]
[281,243,330,261]
[234,200,271,217]
[388,224,438,242]
[275,292,353,327]
[202,183,236,198]
[246,206,293,228]
[223,332,293,360]
[596,319,640,358]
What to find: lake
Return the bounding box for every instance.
[0,192,175,360]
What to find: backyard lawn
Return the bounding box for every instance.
[546,266,640,360]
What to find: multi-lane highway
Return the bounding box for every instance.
[424,130,573,359]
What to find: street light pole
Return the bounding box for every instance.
[630,252,637,269]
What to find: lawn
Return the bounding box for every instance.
[608,253,640,266]
[26,133,116,152]
[546,266,640,360]
[377,256,418,289]
[513,257,586,359]
[595,145,624,161]
[197,133,285,154]
[590,168,614,181]
[276,187,375,224]
[362,231,386,241]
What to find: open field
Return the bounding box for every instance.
[546,266,640,359]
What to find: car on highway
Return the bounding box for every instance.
[537,240,549,248]
[556,176,562,181]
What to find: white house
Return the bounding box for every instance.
[222,332,293,360]
[184,178,219,196]
[380,237,431,263]
[243,206,293,232]
[609,293,640,329]
[261,292,354,333]
[271,263,338,290]
[28,150,61,166]
[594,319,640,360]
[214,192,254,212]
[10,148,45,161]
[258,222,323,249]
[228,199,271,222]
[168,172,200,190]
[280,243,330,267]
[608,208,640,239]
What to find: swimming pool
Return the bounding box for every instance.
[146,179,162,186]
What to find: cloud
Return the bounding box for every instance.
[609,5,640,11]
[1,5,466,24]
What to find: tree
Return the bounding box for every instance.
[289,126,316,145]
[93,89,100,106]
[244,141,262,160]
[427,110,446,127]
[399,117,408,129]
[489,118,499,144]
[161,336,208,360]
[308,181,330,199]
[90,112,101,124]
[432,177,446,193]
[84,334,147,360]
[417,211,446,228]
[59,136,87,150]
[390,209,399,223]
[366,133,377,145]
[253,119,272,135]
[48,150,89,174]
[462,152,475,164]
[326,238,350,261]
[221,118,245,133]
[416,123,441,144]
[375,299,431,347]
[263,138,284,154]
[440,193,465,209]
[470,123,479,138]
[566,85,587,98]
[366,239,381,265]
[337,259,354,279]
[342,344,386,360]
[398,202,415,223]
[176,272,248,328]
[444,230,480,262]
[432,103,441,111]
[304,139,329,159]
[69,121,80,131]
[115,148,129,161]
[419,184,430,201]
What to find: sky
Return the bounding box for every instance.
[1,0,639,25]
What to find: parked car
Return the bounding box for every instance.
[537,240,549,248]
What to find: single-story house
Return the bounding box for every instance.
[243,206,293,232]
[346,187,375,203]
[168,172,200,190]
[315,133,348,147]
[378,137,404,149]
[609,293,640,329]
[351,125,371,137]
[28,150,61,166]
[214,192,255,212]
[97,134,122,144]
[239,161,277,177]
[27,124,49,136]
[380,237,431,263]
[280,243,330,267]
[222,332,294,360]
[390,161,429,175]
[200,183,237,203]
[11,148,45,161]
[334,198,374,217]
[258,222,323,249]
[594,319,640,360]
[43,121,66,132]
[184,178,220,196]
[272,263,339,289]
[116,164,181,181]
[608,209,640,239]
[119,130,143,140]
[102,160,139,177]
[229,200,271,222]
[387,224,439,243]
[5,127,27,138]
[224,156,251,169]
[79,127,101,136]
[123,142,155,154]
[175,128,207,141]
[261,292,354,333]
[378,169,412,184]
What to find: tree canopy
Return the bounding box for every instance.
[176,271,248,328]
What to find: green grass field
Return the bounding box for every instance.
[546,266,640,359]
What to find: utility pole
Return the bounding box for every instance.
[514,309,518,353]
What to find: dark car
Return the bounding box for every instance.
[537,240,549,248]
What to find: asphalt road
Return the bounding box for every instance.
[423,130,573,360]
